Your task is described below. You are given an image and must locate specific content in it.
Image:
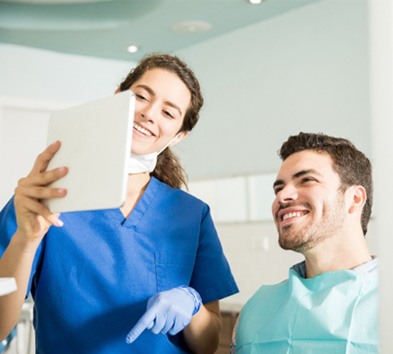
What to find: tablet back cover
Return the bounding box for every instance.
[45,91,134,212]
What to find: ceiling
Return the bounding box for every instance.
[0,0,317,62]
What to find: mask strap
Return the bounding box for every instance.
[157,133,181,155]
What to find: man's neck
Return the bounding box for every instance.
[303,231,372,278]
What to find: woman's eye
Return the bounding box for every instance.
[136,94,147,101]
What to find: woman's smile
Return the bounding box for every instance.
[133,122,155,138]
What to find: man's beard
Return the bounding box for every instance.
[277,195,346,254]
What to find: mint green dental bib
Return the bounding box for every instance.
[235,265,378,354]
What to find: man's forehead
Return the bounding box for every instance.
[278,150,335,178]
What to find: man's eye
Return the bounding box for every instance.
[302,177,315,183]
[164,111,175,119]
[273,187,283,195]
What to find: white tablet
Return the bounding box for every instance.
[0,277,17,297]
[44,90,134,213]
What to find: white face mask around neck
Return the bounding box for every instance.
[128,152,158,174]
[128,134,181,174]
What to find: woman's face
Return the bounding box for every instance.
[129,68,191,155]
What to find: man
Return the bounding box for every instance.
[234,132,378,353]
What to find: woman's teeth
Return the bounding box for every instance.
[134,123,153,137]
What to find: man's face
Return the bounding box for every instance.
[271,150,347,253]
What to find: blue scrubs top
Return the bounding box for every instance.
[0,177,239,354]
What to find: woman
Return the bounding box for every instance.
[0,54,238,353]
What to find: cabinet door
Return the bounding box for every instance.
[0,97,67,209]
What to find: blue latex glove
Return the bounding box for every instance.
[126,286,202,344]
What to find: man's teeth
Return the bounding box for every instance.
[283,212,302,221]
[134,123,152,136]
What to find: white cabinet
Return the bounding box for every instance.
[0,97,70,209]
[188,173,277,223]
[189,177,248,223]
[247,174,276,222]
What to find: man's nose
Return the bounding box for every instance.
[276,184,298,203]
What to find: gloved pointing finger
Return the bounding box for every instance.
[125,286,202,344]
[125,310,155,344]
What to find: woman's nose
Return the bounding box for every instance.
[140,103,158,122]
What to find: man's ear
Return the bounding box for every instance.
[170,131,189,147]
[348,185,367,214]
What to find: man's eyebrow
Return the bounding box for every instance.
[135,84,183,116]
[273,179,284,189]
[273,169,322,189]
[293,169,322,179]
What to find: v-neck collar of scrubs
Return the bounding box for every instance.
[115,176,161,229]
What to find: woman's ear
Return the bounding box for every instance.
[348,185,367,214]
[170,131,189,147]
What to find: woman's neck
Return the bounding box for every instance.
[120,173,151,218]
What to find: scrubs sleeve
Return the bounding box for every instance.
[189,204,238,304]
[0,197,44,297]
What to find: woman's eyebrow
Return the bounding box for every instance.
[135,84,154,95]
[135,84,183,116]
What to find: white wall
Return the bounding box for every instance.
[177,0,369,180]
[0,44,134,104]
[0,0,370,182]
[369,0,393,351]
